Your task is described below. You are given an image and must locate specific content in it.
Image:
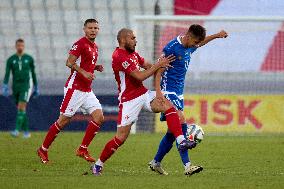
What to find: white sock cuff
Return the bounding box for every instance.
[184,162,191,170]
[41,145,48,151]
[176,135,185,144]
[96,159,104,167]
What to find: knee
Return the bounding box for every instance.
[97,115,104,125]
[18,103,27,111]
[92,115,104,126]
[91,111,104,125]
[162,100,174,112]
[57,117,70,129]
[116,131,129,143]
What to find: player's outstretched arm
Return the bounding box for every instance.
[129,55,175,81]
[141,60,153,70]
[196,30,228,48]
[30,57,38,87]
[2,59,11,96]
[3,59,11,85]
[66,54,95,81]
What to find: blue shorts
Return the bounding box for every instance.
[160,93,184,121]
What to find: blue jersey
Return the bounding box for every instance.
[160,36,197,121]
[161,36,197,96]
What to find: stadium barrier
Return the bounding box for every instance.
[155,94,284,134]
[0,95,118,131]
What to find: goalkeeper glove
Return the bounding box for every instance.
[32,85,39,98]
[2,84,9,97]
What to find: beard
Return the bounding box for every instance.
[17,49,24,54]
[125,44,135,53]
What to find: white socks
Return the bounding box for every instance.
[95,159,104,167]
[176,135,186,144]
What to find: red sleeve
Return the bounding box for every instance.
[136,52,145,66]
[120,57,138,74]
[69,41,82,58]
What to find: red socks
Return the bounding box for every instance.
[42,122,61,151]
[80,121,100,148]
[165,107,183,138]
[99,136,123,162]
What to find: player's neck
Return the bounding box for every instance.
[85,36,95,43]
[16,52,24,57]
[119,46,126,51]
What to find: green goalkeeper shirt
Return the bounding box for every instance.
[3,53,38,91]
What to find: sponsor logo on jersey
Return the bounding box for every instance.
[71,44,78,51]
[122,61,130,69]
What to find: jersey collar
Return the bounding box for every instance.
[177,35,183,44]
[84,37,96,47]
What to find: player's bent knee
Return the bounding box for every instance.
[162,100,174,113]
[116,126,131,142]
[18,102,27,111]
[116,132,128,142]
[91,110,104,125]
[57,115,71,129]
[98,115,104,125]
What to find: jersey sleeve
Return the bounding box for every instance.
[120,57,138,74]
[3,58,11,84]
[136,53,145,66]
[163,43,174,56]
[29,57,38,86]
[69,41,82,58]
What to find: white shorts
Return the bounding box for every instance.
[60,88,102,117]
[118,91,156,127]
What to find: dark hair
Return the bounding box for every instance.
[15,38,24,45]
[187,24,206,41]
[84,18,98,26]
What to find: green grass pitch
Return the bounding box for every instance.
[0,132,283,189]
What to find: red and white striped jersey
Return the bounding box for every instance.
[112,48,148,103]
[65,37,98,92]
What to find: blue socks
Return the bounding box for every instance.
[154,123,190,166]
[154,132,175,162]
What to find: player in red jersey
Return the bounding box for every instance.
[37,19,104,164]
[91,28,197,175]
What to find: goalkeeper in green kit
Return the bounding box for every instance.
[2,38,39,138]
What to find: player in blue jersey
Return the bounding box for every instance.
[149,24,228,176]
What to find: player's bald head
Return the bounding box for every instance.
[117,28,133,44]
[117,28,137,53]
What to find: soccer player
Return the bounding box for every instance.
[148,24,228,176]
[91,28,197,175]
[37,19,104,164]
[2,38,39,138]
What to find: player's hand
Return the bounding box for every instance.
[156,54,176,68]
[82,70,95,81]
[95,65,104,72]
[156,91,164,100]
[2,84,9,97]
[217,30,228,38]
[32,85,39,98]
